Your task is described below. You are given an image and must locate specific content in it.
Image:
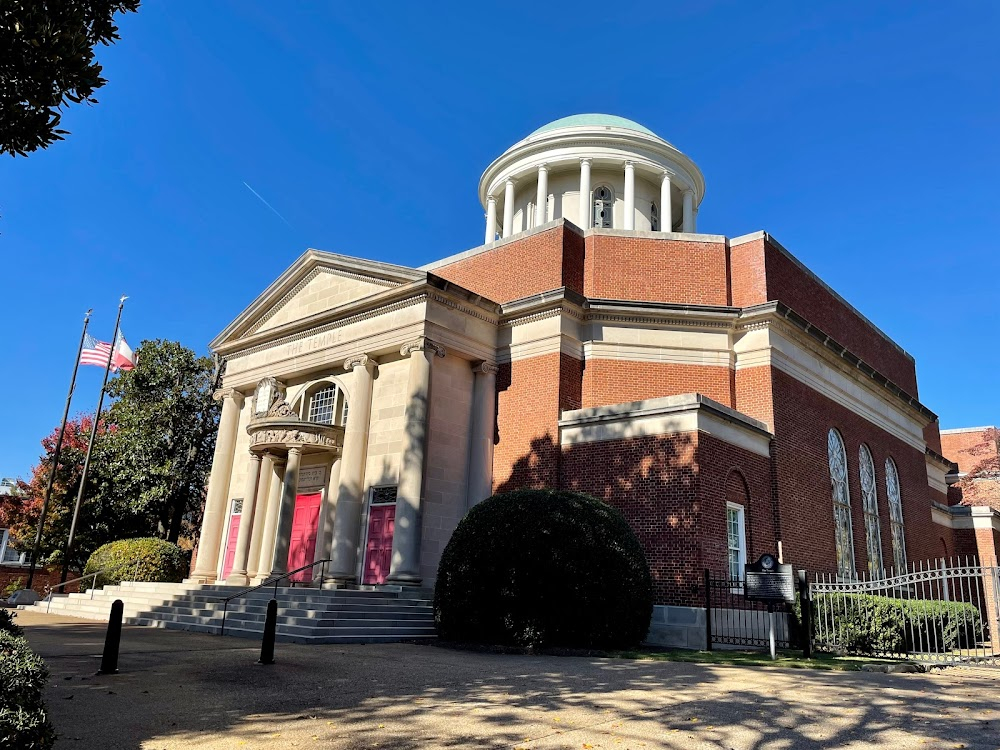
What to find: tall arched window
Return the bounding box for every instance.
[650,202,659,231]
[858,444,884,577]
[306,383,347,426]
[885,458,906,572]
[828,429,856,578]
[593,186,613,228]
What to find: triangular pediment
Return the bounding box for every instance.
[212,250,424,348]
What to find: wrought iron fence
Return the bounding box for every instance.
[704,570,800,651]
[811,557,1000,666]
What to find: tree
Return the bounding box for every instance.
[0,1,140,157]
[97,339,220,543]
[955,427,1000,508]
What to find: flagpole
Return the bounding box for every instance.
[60,295,127,583]
[24,310,93,593]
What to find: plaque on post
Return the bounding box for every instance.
[744,553,795,604]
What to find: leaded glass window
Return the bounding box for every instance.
[307,385,338,425]
[593,186,613,228]
[885,458,906,572]
[859,444,884,578]
[828,429,856,578]
[726,503,746,581]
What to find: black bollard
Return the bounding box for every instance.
[258,598,277,665]
[99,599,124,674]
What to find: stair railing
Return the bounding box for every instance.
[44,570,106,613]
[217,558,331,636]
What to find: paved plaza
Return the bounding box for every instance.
[18,609,1000,749]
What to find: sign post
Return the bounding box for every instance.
[744,553,795,661]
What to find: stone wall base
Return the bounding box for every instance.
[645,604,707,650]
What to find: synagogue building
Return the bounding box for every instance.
[191,114,998,647]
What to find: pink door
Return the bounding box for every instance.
[363,504,395,585]
[287,492,322,582]
[221,513,241,579]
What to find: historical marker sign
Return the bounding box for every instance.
[744,553,795,604]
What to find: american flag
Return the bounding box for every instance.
[80,334,114,368]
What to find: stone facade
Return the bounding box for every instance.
[193,115,996,642]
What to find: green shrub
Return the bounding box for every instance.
[0,610,22,638]
[434,489,653,649]
[83,537,188,591]
[0,629,55,749]
[813,593,982,655]
[2,578,24,599]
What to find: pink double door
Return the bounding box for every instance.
[363,504,396,585]
[287,492,322,582]
[221,513,241,579]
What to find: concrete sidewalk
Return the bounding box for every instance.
[17,609,1000,749]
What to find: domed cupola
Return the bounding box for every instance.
[478,114,705,244]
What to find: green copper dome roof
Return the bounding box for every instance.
[529,114,657,137]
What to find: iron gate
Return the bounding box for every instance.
[810,557,1000,667]
[704,570,802,651]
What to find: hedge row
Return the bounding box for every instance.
[813,592,982,656]
[0,610,55,749]
[83,537,188,591]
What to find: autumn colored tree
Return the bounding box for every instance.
[955,427,1000,508]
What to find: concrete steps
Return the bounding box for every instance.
[27,580,437,644]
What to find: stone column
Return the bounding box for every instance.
[534,165,548,228]
[254,457,285,578]
[246,453,275,579]
[314,458,341,583]
[578,158,592,230]
[466,362,498,509]
[484,196,497,245]
[660,172,673,233]
[268,445,302,579]
[226,452,262,585]
[328,354,377,581]
[192,389,244,582]
[623,161,635,230]
[502,179,515,238]
[387,337,444,584]
[682,189,695,233]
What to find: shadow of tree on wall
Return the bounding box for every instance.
[495,431,708,606]
[24,618,1000,750]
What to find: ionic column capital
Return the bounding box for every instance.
[505,177,517,187]
[579,157,592,166]
[344,353,376,372]
[661,171,674,183]
[400,337,446,358]
[472,361,499,376]
[213,387,245,406]
[486,195,496,206]
[624,159,634,168]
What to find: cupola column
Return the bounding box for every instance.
[578,158,592,230]
[534,165,548,228]
[623,161,635,230]
[682,189,696,233]
[484,196,497,245]
[502,179,515,238]
[660,173,673,233]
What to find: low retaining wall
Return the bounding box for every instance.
[1,565,80,597]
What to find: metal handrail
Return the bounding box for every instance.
[217,558,331,635]
[44,570,105,613]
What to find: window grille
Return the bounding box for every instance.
[885,458,906,572]
[828,429,856,578]
[371,486,397,506]
[858,444,884,577]
[593,186,613,228]
[308,385,338,425]
[231,498,243,515]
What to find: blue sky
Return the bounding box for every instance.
[2,1,998,479]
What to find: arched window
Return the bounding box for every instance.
[306,383,347,426]
[725,471,750,581]
[650,202,659,231]
[885,458,906,572]
[858,444,884,577]
[593,186,613,228]
[828,429,856,578]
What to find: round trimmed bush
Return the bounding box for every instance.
[83,537,189,590]
[434,489,653,649]
[0,629,55,749]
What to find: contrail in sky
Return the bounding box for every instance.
[242,181,293,227]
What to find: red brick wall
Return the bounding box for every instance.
[433,225,580,303]
[941,428,998,474]
[733,365,775,429]
[559,431,771,607]
[924,422,943,455]
[583,234,730,304]
[768,369,940,575]
[0,565,80,597]
[581,360,732,409]
[729,237,767,308]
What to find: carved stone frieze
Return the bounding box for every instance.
[248,428,341,451]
